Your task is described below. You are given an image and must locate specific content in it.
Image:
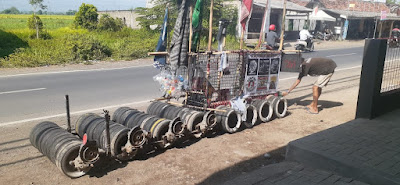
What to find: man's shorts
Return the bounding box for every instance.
[314,73,334,87]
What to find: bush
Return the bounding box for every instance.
[0,33,111,67]
[74,3,98,30]
[98,14,124,32]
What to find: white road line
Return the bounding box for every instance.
[0,88,46,95]
[0,99,152,127]
[0,64,153,78]
[279,65,362,81]
[326,53,357,58]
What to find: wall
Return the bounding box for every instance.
[98,10,141,29]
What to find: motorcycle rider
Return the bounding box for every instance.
[392,25,400,37]
[266,24,280,49]
[299,25,313,48]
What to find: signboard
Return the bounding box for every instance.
[281,53,302,73]
[244,54,281,96]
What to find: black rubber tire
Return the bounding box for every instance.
[124,110,143,128]
[55,140,87,178]
[112,107,130,124]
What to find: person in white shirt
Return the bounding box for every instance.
[299,26,313,48]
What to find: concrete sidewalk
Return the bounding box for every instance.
[224,109,400,185]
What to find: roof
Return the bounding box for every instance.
[325,9,397,19]
[254,0,312,12]
[310,10,336,21]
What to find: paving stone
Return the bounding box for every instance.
[376,160,396,171]
[338,177,353,183]
[320,174,341,184]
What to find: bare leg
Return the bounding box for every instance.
[307,85,321,113]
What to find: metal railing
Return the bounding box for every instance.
[381,44,400,93]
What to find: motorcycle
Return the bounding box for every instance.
[295,37,314,52]
[389,35,399,48]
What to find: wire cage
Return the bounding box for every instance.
[185,50,282,109]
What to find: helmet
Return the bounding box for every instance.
[269,24,276,31]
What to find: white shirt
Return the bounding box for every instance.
[299,29,313,40]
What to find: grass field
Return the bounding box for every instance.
[0,14,240,68]
[0,14,74,30]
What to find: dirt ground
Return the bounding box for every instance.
[0,41,364,185]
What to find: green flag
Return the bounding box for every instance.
[192,0,203,52]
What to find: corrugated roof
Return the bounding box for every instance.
[254,0,312,12]
[325,9,397,19]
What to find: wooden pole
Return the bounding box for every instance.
[279,0,287,51]
[186,5,194,105]
[379,20,383,38]
[208,0,214,51]
[240,28,245,49]
[389,21,394,38]
[205,0,214,109]
[256,0,269,49]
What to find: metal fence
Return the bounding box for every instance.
[186,52,246,108]
[381,45,400,93]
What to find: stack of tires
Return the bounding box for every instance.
[29,95,287,178]
[147,101,217,137]
[75,113,146,160]
[112,107,183,149]
[30,121,99,178]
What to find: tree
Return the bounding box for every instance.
[29,0,47,39]
[1,7,21,14]
[66,10,77,15]
[98,14,124,32]
[387,0,400,4]
[27,14,43,30]
[74,3,98,30]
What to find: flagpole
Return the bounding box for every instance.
[186,4,194,105]
[278,0,287,51]
[189,6,193,52]
[256,0,269,49]
[240,0,244,50]
[208,0,214,51]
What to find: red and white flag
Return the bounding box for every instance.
[240,0,253,30]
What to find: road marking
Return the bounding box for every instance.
[0,65,153,78]
[0,88,46,95]
[279,65,362,81]
[326,53,357,58]
[0,99,153,127]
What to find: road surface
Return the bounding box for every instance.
[0,46,363,125]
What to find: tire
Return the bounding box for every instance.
[252,99,273,123]
[243,104,258,128]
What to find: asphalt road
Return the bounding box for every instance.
[0,46,364,125]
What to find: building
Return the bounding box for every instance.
[289,0,398,39]
[98,10,141,29]
[231,0,312,42]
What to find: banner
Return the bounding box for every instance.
[240,0,253,30]
[244,54,281,96]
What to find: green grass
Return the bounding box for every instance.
[0,14,74,30]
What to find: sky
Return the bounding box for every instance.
[0,0,147,12]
